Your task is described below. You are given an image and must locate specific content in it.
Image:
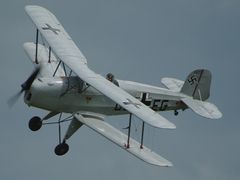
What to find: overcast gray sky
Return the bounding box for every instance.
[1,0,239,179]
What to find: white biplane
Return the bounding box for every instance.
[9,5,222,167]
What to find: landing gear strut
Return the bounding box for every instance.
[54,113,69,156]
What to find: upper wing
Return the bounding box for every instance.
[25,6,87,65]
[74,113,173,167]
[25,5,176,129]
[23,42,65,77]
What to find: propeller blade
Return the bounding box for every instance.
[21,67,40,91]
[8,67,40,108]
[7,90,23,108]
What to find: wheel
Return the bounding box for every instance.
[28,116,42,131]
[54,143,69,156]
[174,110,179,116]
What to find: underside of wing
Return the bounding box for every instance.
[74,113,173,167]
[25,5,176,130]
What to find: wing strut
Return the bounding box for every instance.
[48,46,51,63]
[125,114,146,149]
[53,61,62,77]
[35,29,39,64]
[140,122,145,149]
[125,113,132,148]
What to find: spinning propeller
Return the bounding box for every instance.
[8,67,40,107]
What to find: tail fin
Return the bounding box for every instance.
[180,69,211,101]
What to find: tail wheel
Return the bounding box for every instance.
[174,110,179,116]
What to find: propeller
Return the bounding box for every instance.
[8,67,40,107]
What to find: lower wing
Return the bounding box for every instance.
[74,113,173,167]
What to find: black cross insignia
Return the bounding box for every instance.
[42,23,60,35]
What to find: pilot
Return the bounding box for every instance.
[106,73,119,86]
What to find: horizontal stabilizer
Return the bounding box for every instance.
[181,98,222,119]
[74,113,173,167]
[161,78,184,92]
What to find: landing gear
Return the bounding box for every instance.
[54,113,69,156]
[174,110,179,116]
[28,113,75,156]
[54,142,69,156]
[28,116,42,131]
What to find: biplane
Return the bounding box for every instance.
[9,5,222,167]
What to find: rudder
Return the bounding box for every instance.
[180,69,211,101]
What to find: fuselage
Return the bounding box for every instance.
[24,76,187,115]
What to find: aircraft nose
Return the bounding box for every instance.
[24,91,32,105]
[30,77,64,96]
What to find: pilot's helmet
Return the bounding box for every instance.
[106,73,114,81]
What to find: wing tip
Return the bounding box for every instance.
[149,159,173,167]
[25,5,47,13]
[168,124,177,129]
[159,123,176,129]
[152,163,173,167]
[210,111,223,119]
[152,123,176,129]
[164,162,174,167]
[158,122,176,129]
